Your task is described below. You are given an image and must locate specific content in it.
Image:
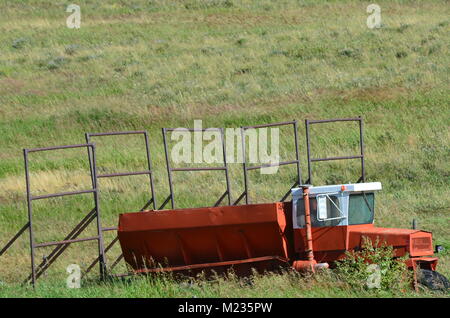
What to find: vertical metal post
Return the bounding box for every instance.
[220,128,232,205]
[24,149,36,288]
[90,145,107,279]
[240,127,249,204]
[162,128,175,209]
[302,185,314,262]
[359,116,365,182]
[305,119,312,185]
[144,132,157,210]
[85,133,95,189]
[293,120,302,186]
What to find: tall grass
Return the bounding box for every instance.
[0,0,449,297]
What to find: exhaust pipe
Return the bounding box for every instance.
[292,185,326,272]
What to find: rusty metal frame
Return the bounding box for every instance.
[19,143,106,287]
[83,130,157,276]
[161,127,231,209]
[236,121,302,205]
[305,117,365,185]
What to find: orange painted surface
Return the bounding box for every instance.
[118,203,436,274]
[118,203,294,273]
[294,223,435,265]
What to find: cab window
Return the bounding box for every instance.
[296,195,342,228]
[348,193,374,225]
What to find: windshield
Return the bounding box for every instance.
[348,192,375,225]
[295,191,375,228]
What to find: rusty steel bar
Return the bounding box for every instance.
[85,130,158,278]
[82,236,120,278]
[90,144,107,279]
[27,143,94,153]
[102,226,118,232]
[240,126,249,204]
[87,131,147,137]
[310,155,363,162]
[26,209,97,283]
[23,188,102,284]
[31,189,96,201]
[246,160,299,171]
[307,117,362,124]
[280,181,300,202]
[302,186,314,262]
[305,117,365,185]
[242,120,297,130]
[162,128,175,209]
[162,126,231,209]
[171,167,226,172]
[232,192,246,206]
[164,128,222,132]
[213,191,228,207]
[359,116,366,182]
[23,149,35,287]
[221,128,232,205]
[109,254,124,271]
[0,222,29,257]
[239,121,302,204]
[305,119,312,184]
[143,131,157,211]
[34,236,100,248]
[293,120,302,187]
[158,196,172,210]
[22,143,106,287]
[85,131,157,210]
[140,198,154,211]
[98,171,152,178]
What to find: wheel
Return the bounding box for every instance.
[417,269,450,291]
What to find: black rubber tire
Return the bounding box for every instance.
[417,269,450,291]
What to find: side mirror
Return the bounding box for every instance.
[317,195,328,220]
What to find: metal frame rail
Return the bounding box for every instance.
[83,131,157,276]
[305,117,365,185]
[236,121,302,205]
[161,127,231,209]
[13,143,105,288]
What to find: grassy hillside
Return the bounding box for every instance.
[0,0,449,297]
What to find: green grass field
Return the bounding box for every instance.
[0,0,449,297]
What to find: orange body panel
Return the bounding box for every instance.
[118,203,436,274]
[118,203,294,274]
[294,223,435,266]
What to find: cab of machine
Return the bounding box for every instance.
[291,182,382,229]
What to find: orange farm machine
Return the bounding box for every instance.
[1,117,448,290]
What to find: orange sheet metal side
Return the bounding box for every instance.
[118,203,292,272]
[279,202,295,261]
[293,224,435,266]
[347,225,434,257]
[293,226,348,263]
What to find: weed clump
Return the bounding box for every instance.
[46,57,68,70]
[235,38,247,46]
[12,38,27,49]
[335,237,412,292]
[396,51,408,59]
[339,48,361,58]
[65,44,80,55]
